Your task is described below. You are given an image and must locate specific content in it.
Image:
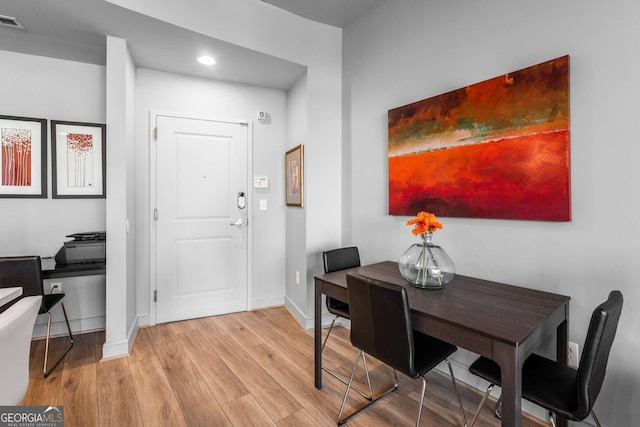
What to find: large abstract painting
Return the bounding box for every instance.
[0,115,47,198]
[388,55,571,221]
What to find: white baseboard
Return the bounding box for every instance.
[102,316,139,359]
[102,338,130,359]
[283,296,310,328]
[283,296,348,330]
[32,316,105,339]
[137,314,150,327]
[252,296,285,310]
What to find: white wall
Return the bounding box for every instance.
[284,72,308,323]
[104,36,138,358]
[134,68,289,321]
[0,50,106,336]
[109,0,343,326]
[344,1,640,425]
[0,51,106,254]
[4,1,341,356]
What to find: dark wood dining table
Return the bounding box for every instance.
[314,261,570,427]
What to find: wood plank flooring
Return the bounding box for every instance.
[21,306,545,427]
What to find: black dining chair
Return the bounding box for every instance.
[467,290,623,427]
[322,247,361,349]
[338,273,467,426]
[321,247,372,399]
[0,256,74,377]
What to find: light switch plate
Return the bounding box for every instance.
[254,176,269,188]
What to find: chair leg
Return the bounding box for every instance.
[548,410,600,427]
[321,316,344,383]
[469,383,494,427]
[321,316,338,351]
[337,351,398,426]
[322,317,372,400]
[337,350,364,425]
[473,391,601,427]
[43,311,52,377]
[360,353,373,400]
[493,395,502,419]
[445,359,468,427]
[43,302,74,378]
[324,354,373,400]
[416,376,428,427]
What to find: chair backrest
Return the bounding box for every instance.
[0,256,44,314]
[346,273,416,377]
[0,295,41,405]
[575,290,623,419]
[323,247,360,274]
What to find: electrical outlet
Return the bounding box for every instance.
[50,282,62,294]
[295,271,300,285]
[568,341,579,368]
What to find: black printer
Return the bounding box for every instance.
[54,232,106,264]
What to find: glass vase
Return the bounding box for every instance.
[398,232,455,289]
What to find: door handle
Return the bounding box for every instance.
[230,218,246,227]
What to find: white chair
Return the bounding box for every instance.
[0,295,41,405]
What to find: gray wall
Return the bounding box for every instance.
[112,0,344,332]
[104,36,138,357]
[134,68,289,321]
[0,50,106,337]
[0,51,106,254]
[285,72,309,319]
[343,1,640,425]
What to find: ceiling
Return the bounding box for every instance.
[261,0,384,29]
[0,0,382,91]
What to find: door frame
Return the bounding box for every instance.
[148,110,253,326]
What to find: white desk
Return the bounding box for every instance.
[0,287,22,307]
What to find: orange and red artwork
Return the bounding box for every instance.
[1,128,32,186]
[66,133,94,187]
[388,55,571,221]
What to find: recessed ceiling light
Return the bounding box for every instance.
[197,56,216,66]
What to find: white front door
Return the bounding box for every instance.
[155,114,248,324]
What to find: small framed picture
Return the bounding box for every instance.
[0,115,47,198]
[285,144,303,207]
[51,120,106,198]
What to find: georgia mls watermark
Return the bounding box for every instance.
[0,406,64,427]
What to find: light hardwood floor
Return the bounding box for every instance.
[21,306,545,427]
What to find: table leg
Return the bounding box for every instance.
[555,318,569,427]
[314,279,323,389]
[494,340,523,427]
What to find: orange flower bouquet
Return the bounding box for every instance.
[406,211,443,237]
[399,212,455,289]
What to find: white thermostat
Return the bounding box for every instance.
[254,176,269,188]
[257,111,267,121]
